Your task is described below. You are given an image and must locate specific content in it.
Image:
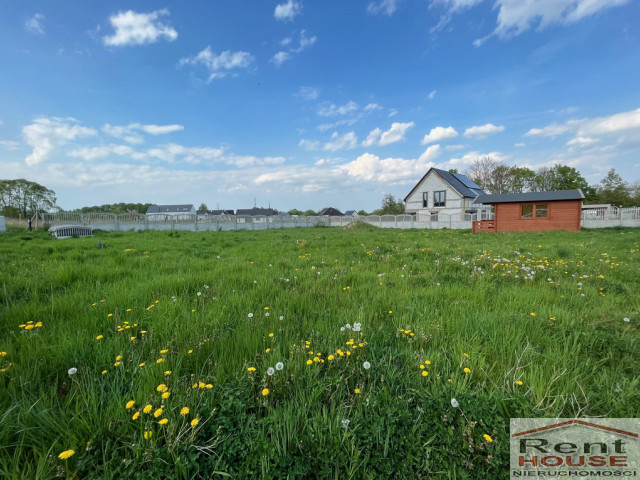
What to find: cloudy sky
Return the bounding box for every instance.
[1,1,639,211]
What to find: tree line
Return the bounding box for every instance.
[0,179,58,219]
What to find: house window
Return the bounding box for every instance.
[422,192,428,208]
[433,191,446,207]
[536,204,548,218]
[431,211,439,221]
[521,205,533,218]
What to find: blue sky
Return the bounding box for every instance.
[1,0,639,212]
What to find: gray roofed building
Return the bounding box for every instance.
[236,207,278,216]
[475,189,585,204]
[147,204,196,214]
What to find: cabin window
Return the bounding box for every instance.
[535,204,548,218]
[422,192,428,208]
[521,205,533,218]
[430,211,439,221]
[433,191,446,207]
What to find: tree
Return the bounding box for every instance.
[598,169,631,206]
[467,156,500,193]
[198,203,208,211]
[0,179,57,218]
[510,167,537,193]
[287,208,304,216]
[375,194,404,215]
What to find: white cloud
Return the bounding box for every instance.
[180,47,254,82]
[103,9,177,47]
[567,136,597,147]
[363,103,384,112]
[428,90,437,100]
[318,101,359,117]
[431,0,483,12]
[271,51,291,67]
[272,30,316,66]
[362,122,414,147]
[340,152,431,184]
[0,141,20,150]
[525,122,573,137]
[317,119,358,132]
[25,14,45,35]
[492,0,630,38]
[367,0,401,16]
[514,142,526,147]
[463,123,505,139]
[324,132,358,151]
[23,117,97,166]
[67,144,135,161]
[298,139,320,151]
[422,126,458,144]
[445,144,465,151]
[102,123,184,144]
[388,109,398,118]
[418,144,442,163]
[296,86,320,100]
[577,107,640,136]
[274,0,302,21]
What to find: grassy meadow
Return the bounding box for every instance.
[0,225,638,479]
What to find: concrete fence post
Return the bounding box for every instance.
[114,214,119,232]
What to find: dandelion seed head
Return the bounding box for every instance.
[451,398,460,408]
[67,367,78,376]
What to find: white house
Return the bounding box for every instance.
[146,204,196,221]
[404,168,488,221]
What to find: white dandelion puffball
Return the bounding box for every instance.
[276,362,284,371]
[451,398,460,408]
[248,313,253,318]
[363,361,371,370]
[265,312,270,317]
[279,316,284,321]
[267,367,275,376]
[340,418,350,429]
[68,367,78,376]
[197,292,202,296]
[623,317,630,322]
[345,323,351,329]
[340,327,345,332]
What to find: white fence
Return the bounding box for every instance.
[41,212,492,232]
[40,207,640,233]
[581,207,640,228]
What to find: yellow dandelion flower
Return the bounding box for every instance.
[113,361,121,367]
[188,349,193,354]
[516,380,524,386]
[125,400,135,409]
[464,367,471,374]
[346,351,351,356]
[160,349,168,354]
[156,384,167,392]
[96,335,103,340]
[0,352,6,356]
[156,358,164,364]
[139,362,145,367]
[190,418,199,427]
[126,308,132,312]
[425,360,431,365]
[116,355,122,361]
[144,431,153,440]
[164,370,172,375]
[58,449,75,460]
[101,370,107,375]
[463,353,469,358]
[262,388,269,396]
[530,312,536,316]
[419,365,425,370]
[247,367,256,372]
[265,348,271,353]
[422,371,428,377]
[198,381,206,389]
[143,404,152,414]
[337,349,344,356]
[205,384,213,389]
[328,355,335,360]
[306,359,313,365]
[158,418,168,425]
[130,336,136,341]
[153,408,163,418]
[161,392,170,399]
[268,333,274,337]
[180,407,190,416]
[483,434,493,443]
[107,313,113,317]
[132,411,140,420]
[354,388,361,394]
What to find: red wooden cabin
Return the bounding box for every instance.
[472,189,584,233]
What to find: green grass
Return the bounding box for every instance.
[0,226,638,479]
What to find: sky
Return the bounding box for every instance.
[1,0,639,212]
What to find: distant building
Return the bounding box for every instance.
[344,210,359,217]
[196,209,234,218]
[147,204,196,220]
[319,207,344,216]
[236,207,278,216]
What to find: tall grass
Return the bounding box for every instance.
[0,226,638,478]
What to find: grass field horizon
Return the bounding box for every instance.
[1,225,638,479]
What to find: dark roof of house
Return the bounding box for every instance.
[475,189,585,204]
[404,168,484,201]
[319,207,344,216]
[147,204,195,214]
[236,207,278,216]
[196,209,234,215]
